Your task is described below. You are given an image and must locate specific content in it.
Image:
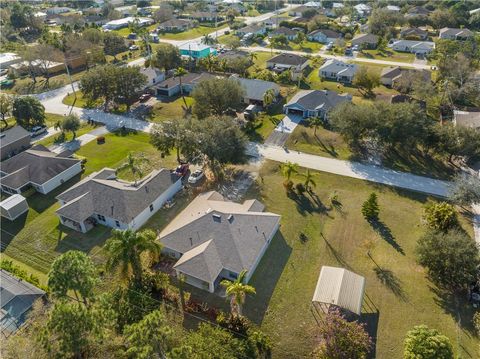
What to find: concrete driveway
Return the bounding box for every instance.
[265,114,303,146]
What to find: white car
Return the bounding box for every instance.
[188,169,204,184]
[129,45,139,51]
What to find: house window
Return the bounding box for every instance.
[97,214,105,222]
[115,220,120,227]
[149,204,154,212]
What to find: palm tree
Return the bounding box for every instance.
[174,67,188,108]
[263,88,276,108]
[201,34,216,45]
[220,270,256,316]
[117,152,150,186]
[280,161,298,181]
[203,53,217,73]
[105,229,161,284]
[218,58,228,74]
[303,169,316,193]
[309,116,323,136]
[248,52,257,65]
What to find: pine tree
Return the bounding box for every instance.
[362,193,379,221]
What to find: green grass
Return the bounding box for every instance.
[357,49,416,63]
[244,113,284,142]
[234,161,477,358]
[149,97,195,123]
[246,8,261,17]
[273,41,323,53]
[63,91,102,108]
[160,25,228,40]
[4,71,85,95]
[2,113,66,130]
[36,123,101,148]
[248,51,274,71]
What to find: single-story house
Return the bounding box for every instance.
[9,60,65,77]
[233,76,280,106]
[0,270,45,337]
[46,7,73,15]
[0,126,31,161]
[0,194,29,221]
[453,109,480,130]
[405,6,431,18]
[400,27,428,40]
[179,42,217,59]
[189,11,222,22]
[307,29,342,44]
[380,66,431,87]
[266,53,309,73]
[154,72,216,97]
[385,5,401,12]
[351,33,378,49]
[139,67,165,88]
[319,59,358,83]
[236,24,267,37]
[102,17,153,31]
[388,40,435,55]
[284,89,352,119]
[263,15,290,29]
[354,3,372,16]
[439,27,474,41]
[157,19,194,32]
[159,191,281,293]
[56,168,182,233]
[0,145,82,195]
[326,2,344,17]
[289,5,313,17]
[269,27,301,41]
[0,53,21,68]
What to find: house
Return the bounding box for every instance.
[140,67,165,88]
[386,5,401,12]
[46,7,73,15]
[0,126,31,161]
[233,76,280,106]
[305,1,322,7]
[0,145,82,195]
[263,15,290,29]
[266,53,309,80]
[326,2,344,17]
[380,66,431,87]
[388,40,435,55]
[400,27,428,40]
[0,194,29,221]
[283,89,352,119]
[159,191,281,293]
[154,72,216,97]
[319,59,358,83]
[0,270,45,337]
[354,3,372,16]
[179,42,217,59]
[405,6,431,18]
[157,19,194,32]
[307,29,342,44]
[56,168,182,233]
[102,17,153,30]
[269,27,301,41]
[439,28,474,41]
[351,33,379,49]
[289,5,313,17]
[0,53,21,68]
[236,24,267,37]
[9,60,65,77]
[453,109,480,130]
[190,12,221,22]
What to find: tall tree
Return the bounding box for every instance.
[280,161,298,181]
[448,173,480,207]
[48,251,98,306]
[61,113,81,139]
[117,152,150,185]
[12,96,46,129]
[80,64,117,109]
[0,94,13,128]
[303,169,316,193]
[423,202,458,232]
[150,119,189,163]
[103,32,127,59]
[105,229,161,283]
[191,78,244,118]
[113,66,147,110]
[362,192,380,221]
[263,88,276,108]
[30,44,64,88]
[154,43,181,72]
[309,116,323,136]
[220,270,256,316]
[174,67,189,108]
[353,66,380,98]
[404,325,454,359]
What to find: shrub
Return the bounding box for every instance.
[217,312,251,335]
[423,202,458,232]
[404,325,454,359]
[0,259,46,290]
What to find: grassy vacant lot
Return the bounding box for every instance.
[160,24,228,40]
[357,49,416,63]
[245,113,284,142]
[149,97,194,123]
[234,161,476,358]
[3,71,85,95]
[274,40,323,53]
[36,123,100,148]
[1,131,177,274]
[248,51,274,71]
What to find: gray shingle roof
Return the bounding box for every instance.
[234,77,279,102]
[309,29,341,38]
[0,126,30,149]
[0,146,81,189]
[267,53,308,66]
[285,89,351,112]
[351,33,378,45]
[159,191,280,282]
[439,27,473,38]
[56,168,180,224]
[270,27,299,37]
[158,18,192,27]
[319,59,358,77]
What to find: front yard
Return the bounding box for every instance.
[160,24,228,40]
[149,97,195,123]
[356,49,416,63]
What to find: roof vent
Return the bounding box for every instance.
[189,237,193,246]
[227,214,234,222]
[212,213,221,221]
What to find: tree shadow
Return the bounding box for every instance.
[287,189,331,217]
[54,223,111,255]
[321,233,353,270]
[370,220,405,255]
[373,266,408,301]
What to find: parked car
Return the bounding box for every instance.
[188,169,204,184]
[129,45,139,51]
[243,104,261,120]
[325,42,334,50]
[352,45,359,51]
[127,33,137,39]
[30,125,47,137]
[344,46,352,56]
[175,163,189,177]
[139,93,152,102]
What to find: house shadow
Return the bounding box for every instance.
[0,213,28,251]
[54,223,111,255]
[370,220,405,255]
[244,231,292,325]
[359,310,380,359]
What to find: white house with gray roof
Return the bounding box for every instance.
[232,76,280,106]
[159,191,281,293]
[284,89,352,119]
[388,39,435,55]
[56,168,182,233]
[439,27,474,41]
[319,59,358,83]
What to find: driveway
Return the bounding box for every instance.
[265,114,303,146]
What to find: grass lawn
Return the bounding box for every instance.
[244,113,284,142]
[248,51,274,72]
[2,113,66,131]
[149,97,194,123]
[4,71,85,95]
[246,8,261,17]
[160,25,228,40]
[36,123,101,148]
[357,49,415,63]
[230,161,477,358]
[273,41,323,53]
[63,91,102,108]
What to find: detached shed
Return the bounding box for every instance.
[312,266,365,315]
[0,194,29,221]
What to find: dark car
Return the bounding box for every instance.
[175,163,189,177]
[139,93,152,102]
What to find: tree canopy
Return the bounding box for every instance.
[12,96,46,129]
[154,43,182,72]
[404,325,454,359]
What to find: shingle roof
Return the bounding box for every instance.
[234,77,279,101]
[0,146,81,189]
[400,27,428,38]
[380,66,403,79]
[309,29,341,38]
[351,33,378,45]
[439,27,473,38]
[285,89,351,112]
[159,191,280,282]
[270,26,299,37]
[0,126,30,149]
[319,59,358,77]
[56,168,180,224]
[155,72,216,89]
[158,18,192,27]
[267,53,308,66]
[237,24,265,34]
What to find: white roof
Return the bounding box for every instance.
[179,42,212,52]
[386,5,400,11]
[223,0,241,3]
[104,16,152,26]
[304,1,321,7]
[0,53,20,66]
[0,194,27,211]
[332,3,344,8]
[354,3,371,11]
[312,266,365,315]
